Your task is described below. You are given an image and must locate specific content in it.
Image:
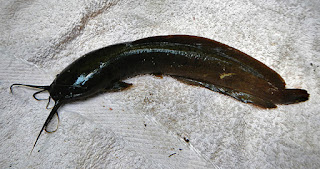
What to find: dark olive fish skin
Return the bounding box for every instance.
[10,35,309,151]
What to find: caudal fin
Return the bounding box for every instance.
[280,89,309,105]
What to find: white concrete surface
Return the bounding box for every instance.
[1,0,319,168]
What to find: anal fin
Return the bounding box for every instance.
[171,75,276,108]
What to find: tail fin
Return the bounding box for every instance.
[280,89,309,105]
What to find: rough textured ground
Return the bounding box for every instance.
[1,0,319,168]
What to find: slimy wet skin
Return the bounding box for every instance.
[10,35,309,151]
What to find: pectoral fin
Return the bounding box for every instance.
[106,81,133,92]
[152,73,163,78]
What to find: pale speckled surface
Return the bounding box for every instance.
[0,0,319,168]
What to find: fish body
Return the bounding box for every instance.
[52,35,307,108]
[10,35,309,151]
